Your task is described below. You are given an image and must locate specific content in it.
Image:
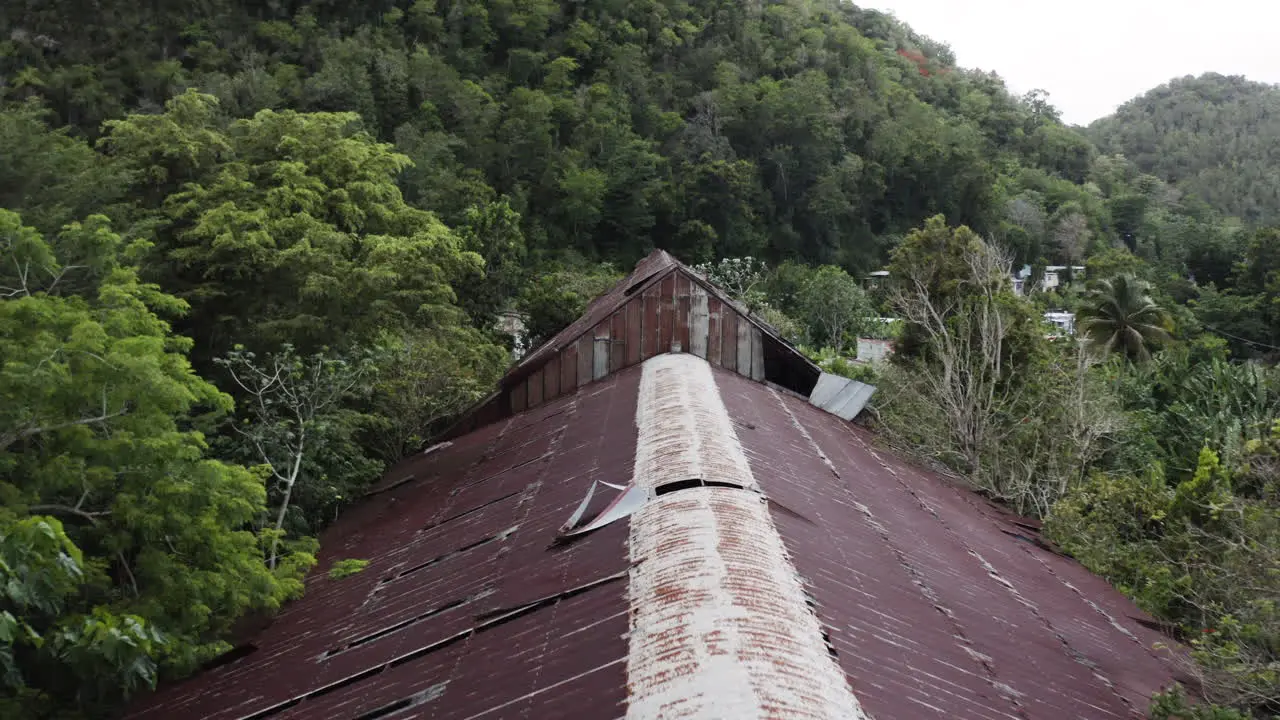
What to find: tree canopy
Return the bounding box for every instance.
[1090,73,1280,226]
[4,0,1280,717]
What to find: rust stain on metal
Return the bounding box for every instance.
[625,354,866,720]
[714,369,1180,718]
[445,250,820,439]
[127,289,1189,720]
[630,354,757,490]
[125,370,643,720]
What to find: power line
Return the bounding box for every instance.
[1200,323,1280,352]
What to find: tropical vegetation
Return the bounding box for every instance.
[2,0,1280,717]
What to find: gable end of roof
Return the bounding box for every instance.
[445,250,822,439]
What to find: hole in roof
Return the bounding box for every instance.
[761,333,822,397]
[820,627,840,660]
[472,571,627,623]
[653,478,747,496]
[379,527,517,587]
[323,590,491,661]
[352,683,447,720]
[353,696,414,720]
[200,642,257,672]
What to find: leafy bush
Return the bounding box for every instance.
[801,346,877,384]
[1048,438,1280,714]
[328,559,369,580]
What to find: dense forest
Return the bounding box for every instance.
[1,1,1278,718]
[1091,73,1280,227]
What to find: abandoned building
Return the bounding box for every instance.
[127,250,1185,720]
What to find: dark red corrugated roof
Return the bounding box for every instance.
[716,369,1180,718]
[127,370,643,720]
[126,251,1187,719]
[128,358,1182,719]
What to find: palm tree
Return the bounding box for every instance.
[1077,274,1170,361]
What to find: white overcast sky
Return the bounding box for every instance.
[866,0,1280,126]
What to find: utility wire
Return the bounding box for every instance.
[1200,322,1280,352]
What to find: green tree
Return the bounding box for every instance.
[102,92,485,365]
[516,262,622,349]
[0,102,127,235]
[366,327,507,462]
[796,265,871,355]
[0,210,298,715]
[1049,437,1280,715]
[1078,274,1170,361]
[1090,73,1280,225]
[215,346,378,569]
[453,198,527,323]
[693,257,767,309]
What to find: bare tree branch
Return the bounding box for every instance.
[1,404,130,452]
[28,504,111,524]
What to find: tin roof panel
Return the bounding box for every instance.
[129,354,1183,720]
[714,367,1181,719]
[126,369,644,720]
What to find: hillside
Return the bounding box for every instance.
[3,0,1100,273]
[3,3,1280,718]
[1090,73,1280,225]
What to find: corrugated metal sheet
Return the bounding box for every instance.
[716,368,1183,718]
[808,371,877,421]
[129,354,1185,720]
[126,369,645,720]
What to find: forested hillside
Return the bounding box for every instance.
[2,1,1279,718]
[1090,73,1280,226]
[4,0,1102,271]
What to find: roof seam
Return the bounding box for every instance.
[943,470,1182,674]
[764,386,1032,719]
[844,422,1137,715]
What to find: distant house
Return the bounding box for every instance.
[1044,310,1077,336]
[856,337,894,363]
[1013,264,1086,295]
[1042,265,1086,291]
[128,250,1183,720]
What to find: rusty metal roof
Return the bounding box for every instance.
[510,250,679,379]
[443,250,822,439]
[128,370,643,720]
[128,350,1184,719]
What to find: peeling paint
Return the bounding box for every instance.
[630,354,758,491]
[625,354,866,720]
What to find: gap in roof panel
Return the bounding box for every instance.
[323,588,494,661]
[421,490,523,533]
[652,478,750,496]
[236,577,624,720]
[382,526,518,585]
[351,683,447,720]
